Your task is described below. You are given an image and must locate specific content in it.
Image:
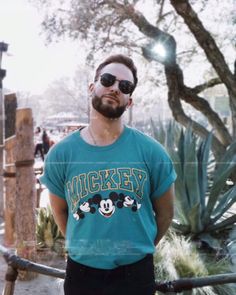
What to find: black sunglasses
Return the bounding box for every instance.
[99,73,134,95]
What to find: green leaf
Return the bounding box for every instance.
[188,203,203,233]
[198,233,221,250]
[183,128,201,209]
[171,221,190,234]
[210,185,236,224]
[216,140,236,176]
[206,214,236,232]
[205,158,236,221]
[150,118,165,145]
[197,133,212,214]
[171,151,191,224]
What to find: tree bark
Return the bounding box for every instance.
[180,87,232,146]
[170,0,236,139]
[4,136,16,247]
[15,108,37,280]
[4,93,17,139]
[164,64,225,159]
[0,87,4,217]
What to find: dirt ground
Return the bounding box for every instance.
[0,217,66,295]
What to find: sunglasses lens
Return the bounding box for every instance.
[100,73,134,94]
[100,73,115,87]
[119,80,134,94]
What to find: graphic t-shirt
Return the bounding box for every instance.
[40,126,177,269]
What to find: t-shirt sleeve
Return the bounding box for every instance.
[150,144,177,199]
[39,146,66,199]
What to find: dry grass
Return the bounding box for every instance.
[154,230,235,295]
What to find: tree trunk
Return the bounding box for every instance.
[0,87,4,217]
[4,136,16,247]
[4,93,17,139]
[15,108,37,280]
[170,0,236,140]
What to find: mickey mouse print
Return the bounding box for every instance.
[73,192,141,220]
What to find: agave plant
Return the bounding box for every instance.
[36,206,65,254]
[151,121,236,248]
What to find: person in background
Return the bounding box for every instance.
[40,54,177,295]
[34,126,44,161]
[42,129,50,155]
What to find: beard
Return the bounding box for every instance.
[91,93,127,119]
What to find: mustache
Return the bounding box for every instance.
[102,93,119,102]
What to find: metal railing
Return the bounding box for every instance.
[1,244,236,294]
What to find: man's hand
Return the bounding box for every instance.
[49,193,68,237]
[152,185,175,246]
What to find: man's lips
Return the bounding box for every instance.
[103,94,119,103]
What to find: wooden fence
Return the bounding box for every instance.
[2,107,37,280]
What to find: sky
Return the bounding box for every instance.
[0,0,81,94]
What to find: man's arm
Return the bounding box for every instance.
[49,193,68,237]
[152,184,175,246]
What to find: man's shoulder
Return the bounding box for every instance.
[128,126,163,147]
[47,131,78,156]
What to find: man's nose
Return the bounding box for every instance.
[110,80,120,93]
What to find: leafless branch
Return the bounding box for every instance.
[191,78,222,94]
[181,86,232,146]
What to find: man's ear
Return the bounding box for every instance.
[127,98,133,108]
[88,83,94,94]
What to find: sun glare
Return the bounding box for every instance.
[152,43,167,59]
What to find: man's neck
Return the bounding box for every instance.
[82,110,124,146]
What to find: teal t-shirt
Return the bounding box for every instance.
[40,126,176,269]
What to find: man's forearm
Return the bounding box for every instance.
[55,212,68,237]
[49,194,68,237]
[154,215,172,246]
[53,211,68,237]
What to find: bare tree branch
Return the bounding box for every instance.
[170,0,235,95]
[164,64,225,158]
[181,87,232,146]
[191,78,222,94]
[170,0,236,138]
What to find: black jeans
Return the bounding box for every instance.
[64,255,156,295]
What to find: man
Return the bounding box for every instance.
[40,54,176,295]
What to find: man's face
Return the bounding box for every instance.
[90,63,133,119]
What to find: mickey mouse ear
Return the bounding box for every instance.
[92,194,102,204]
[109,192,119,201]
[117,201,123,209]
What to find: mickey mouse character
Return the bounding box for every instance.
[73,200,96,220]
[98,199,116,218]
[93,193,117,218]
[124,195,141,212]
[117,193,141,211]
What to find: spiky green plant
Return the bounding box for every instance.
[36,206,65,254]
[151,121,236,248]
[154,231,236,295]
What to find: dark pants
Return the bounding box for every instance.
[34,143,44,160]
[64,255,156,295]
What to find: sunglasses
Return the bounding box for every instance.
[99,73,134,95]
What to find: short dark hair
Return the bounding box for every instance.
[94,54,138,95]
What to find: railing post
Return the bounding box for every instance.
[0,41,8,217]
[4,93,17,139]
[2,265,18,295]
[15,108,37,280]
[4,136,16,247]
